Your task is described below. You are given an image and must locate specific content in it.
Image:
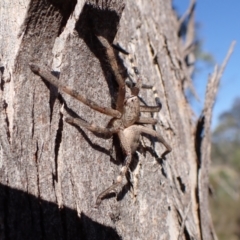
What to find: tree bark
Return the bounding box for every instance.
[0,0,222,239]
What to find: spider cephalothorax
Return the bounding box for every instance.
[29,35,171,207]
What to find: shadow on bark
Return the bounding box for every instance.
[20,0,77,37]
[75,3,125,108]
[0,183,122,240]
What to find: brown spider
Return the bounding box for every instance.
[29,35,171,207]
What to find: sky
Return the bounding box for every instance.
[174,0,240,129]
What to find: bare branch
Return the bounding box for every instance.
[198,40,236,240]
[178,0,196,30]
[204,41,236,115]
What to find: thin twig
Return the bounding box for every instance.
[204,41,236,113]
[178,0,196,29]
[216,41,236,82]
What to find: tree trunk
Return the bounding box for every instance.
[0,0,220,239]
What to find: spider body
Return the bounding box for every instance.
[29,35,171,207]
[121,96,140,127]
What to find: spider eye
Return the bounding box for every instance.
[133,67,139,75]
[125,96,138,105]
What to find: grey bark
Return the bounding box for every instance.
[0,0,228,239]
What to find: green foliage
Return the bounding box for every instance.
[210,98,240,240]
[194,38,215,66]
[210,194,240,240]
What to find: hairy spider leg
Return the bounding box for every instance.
[64,116,120,135]
[29,63,121,118]
[95,130,132,207]
[97,36,126,113]
[126,54,162,113]
[133,125,172,154]
[127,53,142,96]
[112,43,162,113]
[139,105,161,112]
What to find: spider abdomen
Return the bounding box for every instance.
[123,126,141,152]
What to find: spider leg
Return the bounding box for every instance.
[142,83,162,108]
[127,53,142,96]
[95,130,132,207]
[111,45,143,96]
[29,63,121,118]
[139,84,162,113]
[125,54,162,111]
[140,105,161,112]
[112,44,162,111]
[97,36,126,113]
[64,116,120,135]
[140,84,162,112]
[131,125,172,156]
[136,116,158,125]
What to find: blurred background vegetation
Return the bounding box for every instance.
[174,1,239,239]
[210,97,240,240]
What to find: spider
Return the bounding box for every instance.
[29,35,172,207]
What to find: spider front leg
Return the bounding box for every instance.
[125,54,163,112]
[112,43,162,113]
[29,63,121,118]
[97,36,126,113]
[122,51,162,112]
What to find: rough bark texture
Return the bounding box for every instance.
[0,0,223,239]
